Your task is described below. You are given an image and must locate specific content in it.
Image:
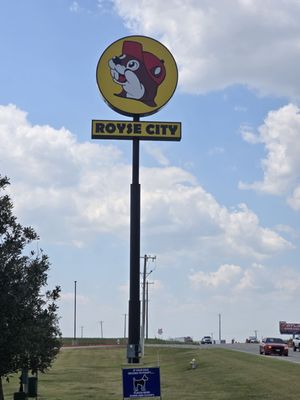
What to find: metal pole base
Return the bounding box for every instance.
[127,343,140,363]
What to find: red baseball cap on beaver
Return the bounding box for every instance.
[122,40,166,85]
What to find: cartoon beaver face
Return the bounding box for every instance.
[108,41,166,107]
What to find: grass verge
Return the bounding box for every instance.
[3,346,300,400]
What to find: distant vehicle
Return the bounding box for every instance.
[246,336,259,343]
[200,336,212,344]
[259,337,288,356]
[292,336,300,351]
[171,336,193,343]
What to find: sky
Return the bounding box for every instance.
[1,0,300,342]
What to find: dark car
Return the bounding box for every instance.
[259,337,288,356]
[200,336,212,344]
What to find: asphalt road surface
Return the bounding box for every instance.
[199,342,300,364]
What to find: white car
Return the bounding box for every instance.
[292,336,300,351]
[247,336,259,343]
[200,336,212,344]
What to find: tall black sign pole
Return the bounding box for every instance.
[95,35,179,364]
[127,115,141,363]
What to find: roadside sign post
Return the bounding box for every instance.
[128,125,141,363]
[93,35,180,364]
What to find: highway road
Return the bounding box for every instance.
[148,342,300,364]
[199,342,300,364]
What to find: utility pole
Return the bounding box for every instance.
[141,255,156,356]
[218,313,222,342]
[81,326,84,339]
[123,313,127,339]
[146,281,149,340]
[99,320,104,339]
[146,281,154,340]
[73,280,77,344]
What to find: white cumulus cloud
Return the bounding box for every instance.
[113,0,300,97]
[190,264,242,288]
[239,104,300,206]
[190,262,300,300]
[288,186,300,211]
[0,104,292,261]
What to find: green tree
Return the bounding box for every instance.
[0,176,61,400]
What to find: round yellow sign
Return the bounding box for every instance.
[96,35,178,117]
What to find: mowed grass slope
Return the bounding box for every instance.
[3,346,300,400]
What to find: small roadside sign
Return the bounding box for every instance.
[122,367,161,399]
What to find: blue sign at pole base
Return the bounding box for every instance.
[122,367,161,398]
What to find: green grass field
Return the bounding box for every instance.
[3,346,300,400]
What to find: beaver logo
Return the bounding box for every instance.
[108,40,166,107]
